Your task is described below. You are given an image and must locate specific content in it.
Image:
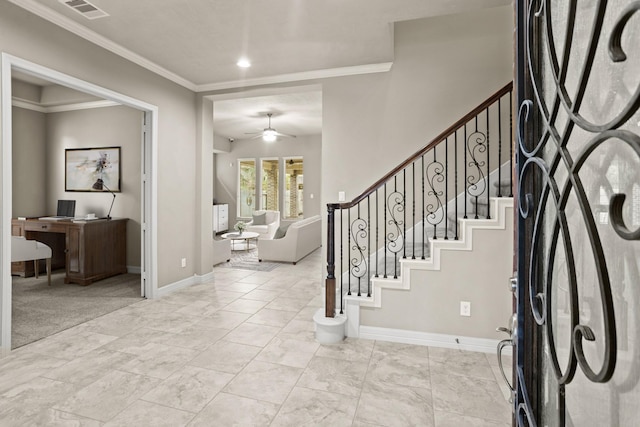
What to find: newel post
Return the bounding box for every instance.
[325,204,336,318]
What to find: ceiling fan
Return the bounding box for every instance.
[246,113,296,142]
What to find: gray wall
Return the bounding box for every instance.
[360,206,514,340]
[11,105,142,267]
[12,107,47,216]
[321,6,513,206]
[341,7,514,339]
[1,1,201,286]
[214,134,322,223]
[46,106,143,267]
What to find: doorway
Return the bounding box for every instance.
[1,54,158,352]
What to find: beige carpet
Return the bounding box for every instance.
[11,270,142,349]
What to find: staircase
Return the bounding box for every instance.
[317,82,515,351]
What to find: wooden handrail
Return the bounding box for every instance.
[324,81,513,319]
[331,82,513,210]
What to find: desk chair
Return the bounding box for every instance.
[11,236,52,286]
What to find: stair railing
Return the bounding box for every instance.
[325,82,514,318]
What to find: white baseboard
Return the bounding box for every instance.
[359,325,512,355]
[154,270,215,299]
[127,266,142,274]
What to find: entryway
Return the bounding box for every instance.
[1,54,158,352]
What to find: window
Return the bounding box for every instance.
[284,157,304,219]
[260,158,279,211]
[237,157,303,218]
[238,159,256,217]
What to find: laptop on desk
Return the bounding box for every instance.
[39,200,76,220]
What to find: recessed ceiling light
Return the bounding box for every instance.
[237,58,251,68]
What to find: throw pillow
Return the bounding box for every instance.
[273,223,291,239]
[252,212,266,225]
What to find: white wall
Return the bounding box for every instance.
[0,1,201,287]
[214,135,322,223]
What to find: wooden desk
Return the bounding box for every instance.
[11,218,127,285]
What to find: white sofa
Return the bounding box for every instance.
[212,238,231,266]
[245,210,280,239]
[257,215,321,264]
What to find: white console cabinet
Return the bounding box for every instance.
[213,204,229,233]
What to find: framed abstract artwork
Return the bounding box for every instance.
[65,146,121,192]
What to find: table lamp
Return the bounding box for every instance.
[92,178,116,219]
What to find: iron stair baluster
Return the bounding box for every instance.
[384,183,387,279]
[403,170,406,259]
[375,189,379,278]
[341,208,346,297]
[455,130,459,240]
[498,97,503,197]
[464,124,468,219]
[474,116,479,220]
[445,136,449,240]
[421,155,425,259]
[367,195,371,297]
[347,208,351,294]
[357,203,361,297]
[412,162,416,259]
[486,107,491,219]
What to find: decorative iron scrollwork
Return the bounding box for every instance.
[425,159,445,233]
[386,190,405,254]
[349,217,368,296]
[517,0,640,424]
[386,189,405,279]
[466,129,488,199]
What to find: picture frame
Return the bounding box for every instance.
[65,146,121,192]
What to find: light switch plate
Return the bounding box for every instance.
[460,301,471,317]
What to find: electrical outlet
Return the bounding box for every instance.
[338,191,346,202]
[460,301,471,317]
[181,258,187,268]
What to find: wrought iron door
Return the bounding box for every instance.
[516,1,640,425]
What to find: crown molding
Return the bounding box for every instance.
[196,62,394,92]
[7,0,197,91]
[11,99,46,113]
[13,97,119,113]
[45,99,120,113]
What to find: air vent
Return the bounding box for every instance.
[59,0,109,20]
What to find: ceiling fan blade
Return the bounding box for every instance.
[243,114,297,140]
[274,131,297,138]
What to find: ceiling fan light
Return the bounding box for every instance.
[236,58,251,68]
[263,129,277,142]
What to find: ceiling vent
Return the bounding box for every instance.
[59,0,109,20]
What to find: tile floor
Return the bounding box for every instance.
[0,249,513,426]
